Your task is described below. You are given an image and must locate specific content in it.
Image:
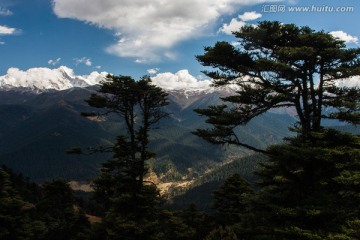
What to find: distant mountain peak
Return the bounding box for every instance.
[0,66,108,93]
[0,67,219,94]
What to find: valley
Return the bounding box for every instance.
[0,83,295,195]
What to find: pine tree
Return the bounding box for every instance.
[194,21,360,152]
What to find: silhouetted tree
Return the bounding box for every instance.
[85,75,169,239]
[86,75,168,196]
[194,21,360,152]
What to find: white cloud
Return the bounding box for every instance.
[135,59,146,64]
[219,18,246,35]
[0,41,4,45]
[147,68,160,75]
[74,57,92,66]
[330,31,358,44]
[219,11,262,35]
[48,58,61,66]
[238,11,262,21]
[0,25,17,35]
[0,7,12,16]
[95,65,102,69]
[151,69,213,91]
[52,0,280,61]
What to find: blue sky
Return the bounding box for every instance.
[0,0,359,79]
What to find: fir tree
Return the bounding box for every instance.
[84,75,169,239]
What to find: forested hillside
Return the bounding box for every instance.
[0,87,294,182]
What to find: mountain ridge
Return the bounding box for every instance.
[0,66,108,92]
[0,67,234,95]
[0,86,296,182]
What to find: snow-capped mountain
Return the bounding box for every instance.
[0,67,224,96]
[0,67,219,95]
[0,66,108,92]
[1,66,358,95]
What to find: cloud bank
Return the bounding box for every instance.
[52,0,280,62]
[330,30,359,44]
[151,69,213,91]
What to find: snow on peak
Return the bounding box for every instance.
[0,66,108,92]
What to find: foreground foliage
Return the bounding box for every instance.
[0,167,89,240]
[248,130,360,239]
[3,128,358,240]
